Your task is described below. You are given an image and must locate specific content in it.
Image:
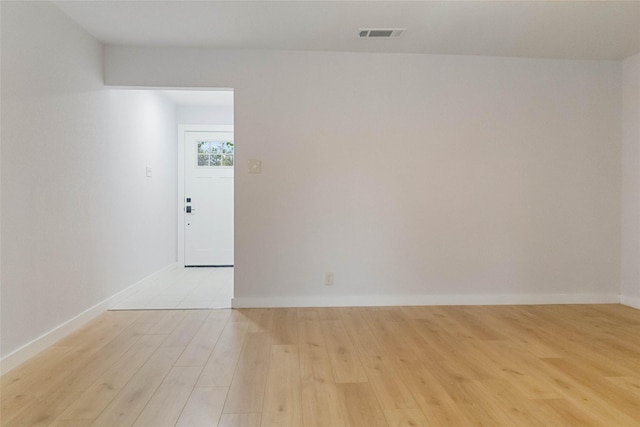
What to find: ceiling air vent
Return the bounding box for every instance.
[358,28,406,38]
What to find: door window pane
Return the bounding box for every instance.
[197,141,234,167]
[211,155,222,166]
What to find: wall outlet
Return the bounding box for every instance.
[325,272,334,286]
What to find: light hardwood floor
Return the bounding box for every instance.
[2,304,640,426]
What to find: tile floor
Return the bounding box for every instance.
[110,266,233,310]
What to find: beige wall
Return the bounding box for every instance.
[621,53,640,308]
[106,47,622,306]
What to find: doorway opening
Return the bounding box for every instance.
[111,88,234,310]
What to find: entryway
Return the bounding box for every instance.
[111,265,233,309]
[112,89,235,310]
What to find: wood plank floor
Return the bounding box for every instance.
[2,304,640,426]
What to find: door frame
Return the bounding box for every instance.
[177,124,234,266]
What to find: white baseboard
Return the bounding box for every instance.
[231,292,621,308]
[621,295,640,310]
[0,262,178,375]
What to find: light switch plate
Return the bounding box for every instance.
[248,159,262,174]
[146,165,152,178]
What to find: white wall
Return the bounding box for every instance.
[1,1,177,360]
[106,47,623,307]
[621,53,640,308]
[177,106,233,126]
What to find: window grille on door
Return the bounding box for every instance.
[197,141,234,167]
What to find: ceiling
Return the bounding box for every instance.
[54,1,640,60]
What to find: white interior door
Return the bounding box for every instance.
[184,131,234,266]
